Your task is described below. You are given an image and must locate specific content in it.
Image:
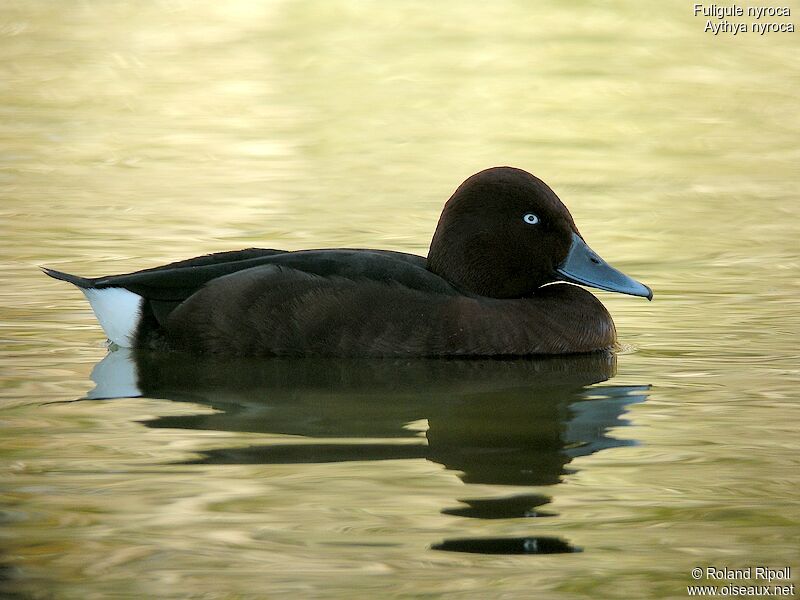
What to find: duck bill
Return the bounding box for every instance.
[556,233,653,300]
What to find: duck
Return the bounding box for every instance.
[43,166,652,357]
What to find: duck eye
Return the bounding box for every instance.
[523,213,540,225]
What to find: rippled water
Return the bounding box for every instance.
[1,1,798,598]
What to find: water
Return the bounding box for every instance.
[1,1,798,598]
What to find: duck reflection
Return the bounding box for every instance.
[89,349,648,554]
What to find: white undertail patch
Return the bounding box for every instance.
[81,287,143,348]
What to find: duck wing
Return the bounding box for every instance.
[45,248,446,330]
[164,256,462,356]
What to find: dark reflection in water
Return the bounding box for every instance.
[441,494,555,519]
[89,349,648,555]
[431,536,579,555]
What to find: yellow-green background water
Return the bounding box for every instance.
[1,1,798,598]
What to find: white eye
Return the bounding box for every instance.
[523,213,540,225]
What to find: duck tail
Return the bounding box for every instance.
[42,267,142,348]
[41,267,94,288]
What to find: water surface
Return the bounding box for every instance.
[1,1,798,598]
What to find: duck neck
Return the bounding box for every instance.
[427,237,537,298]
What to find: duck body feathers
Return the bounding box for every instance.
[45,248,615,357]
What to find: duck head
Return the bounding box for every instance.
[427,167,653,300]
